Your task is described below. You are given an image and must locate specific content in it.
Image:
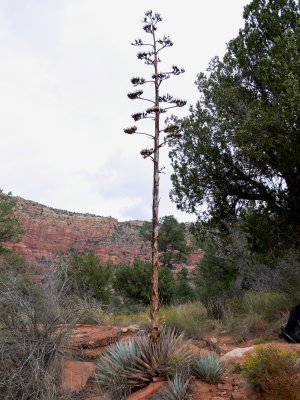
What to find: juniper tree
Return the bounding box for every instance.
[124,10,186,342]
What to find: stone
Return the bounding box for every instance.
[212,397,229,400]
[127,381,166,400]
[192,382,213,393]
[64,324,121,350]
[221,342,300,364]
[230,391,247,400]
[121,324,140,334]
[221,346,254,363]
[189,343,213,358]
[61,360,96,392]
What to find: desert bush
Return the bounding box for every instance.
[193,353,224,384]
[161,302,207,338]
[238,292,292,321]
[242,344,300,400]
[0,269,76,400]
[95,328,193,399]
[222,292,292,339]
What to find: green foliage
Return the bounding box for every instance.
[156,372,191,399]
[235,292,292,322]
[221,292,293,340]
[194,220,300,304]
[0,190,25,271]
[174,268,196,303]
[113,259,175,305]
[67,252,112,303]
[169,0,300,251]
[161,302,207,338]
[193,353,224,384]
[194,223,255,302]
[95,328,193,399]
[242,344,300,399]
[140,216,190,268]
[0,191,24,250]
[95,339,140,399]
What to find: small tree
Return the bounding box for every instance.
[124,11,185,342]
[140,215,190,268]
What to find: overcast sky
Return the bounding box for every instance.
[0,0,249,221]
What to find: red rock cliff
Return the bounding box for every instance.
[6,197,202,272]
[6,197,152,271]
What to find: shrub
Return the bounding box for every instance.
[67,252,112,302]
[0,270,74,400]
[193,353,224,384]
[242,344,300,400]
[161,302,207,338]
[239,292,292,322]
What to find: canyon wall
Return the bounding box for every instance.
[6,197,202,272]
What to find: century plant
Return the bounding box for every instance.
[95,339,141,399]
[95,328,193,398]
[124,10,186,343]
[193,353,224,384]
[156,372,192,399]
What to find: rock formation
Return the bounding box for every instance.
[6,197,202,272]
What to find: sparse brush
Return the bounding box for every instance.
[193,353,224,384]
[161,302,207,338]
[242,344,300,400]
[0,269,76,400]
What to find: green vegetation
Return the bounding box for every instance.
[242,344,300,400]
[0,190,25,271]
[140,216,190,268]
[169,0,300,254]
[67,252,112,303]
[161,302,208,338]
[112,258,176,305]
[193,353,224,384]
[95,328,193,399]
[158,372,191,400]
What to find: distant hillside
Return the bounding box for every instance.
[5,197,202,272]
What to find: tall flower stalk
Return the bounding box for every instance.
[124,10,185,343]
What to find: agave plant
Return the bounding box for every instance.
[193,353,224,384]
[95,339,140,399]
[95,328,194,399]
[128,328,193,383]
[154,372,192,399]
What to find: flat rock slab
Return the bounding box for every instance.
[221,342,300,364]
[128,381,167,400]
[65,324,121,350]
[61,360,96,392]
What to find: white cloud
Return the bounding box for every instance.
[0,0,249,221]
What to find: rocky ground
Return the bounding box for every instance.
[59,324,300,400]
